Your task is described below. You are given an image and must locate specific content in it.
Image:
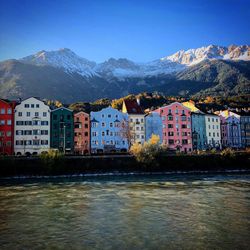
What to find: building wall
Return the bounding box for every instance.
[145,112,163,143]
[128,114,145,145]
[191,113,206,150]
[74,112,90,154]
[155,102,192,153]
[0,99,16,155]
[51,107,74,153]
[241,115,250,148]
[218,111,242,148]
[90,107,129,153]
[204,114,221,149]
[14,97,50,155]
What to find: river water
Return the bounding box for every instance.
[0,173,249,250]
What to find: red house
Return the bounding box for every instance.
[0,99,16,155]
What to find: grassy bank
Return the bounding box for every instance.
[0,152,249,178]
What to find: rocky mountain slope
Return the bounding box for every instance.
[0,45,249,102]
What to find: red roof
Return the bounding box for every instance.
[123,99,144,114]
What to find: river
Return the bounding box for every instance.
[0,173,249,249]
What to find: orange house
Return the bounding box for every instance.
[74,111,90,154]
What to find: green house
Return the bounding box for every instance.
[51,107,74,153]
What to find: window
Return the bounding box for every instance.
[175,109,178,114]
[24,104,29,108]
[16,130,23,135]
[41,140,48,145]
[16,121,23,125]
[102,122,105,127]
[0,120,5,125]
[24,130,32,135]
[181,124,187,129]
[85,132,88,136]
[110,122,113,127]
[35,112,39,117]
[0,108,5,114]
[168,124,173,128]
[182,139,188,145]
[168,116,173,121]
[102,131,105,136]
[7,120,11,125]
[43,112,47,117]
[92,132,97,137]
[26,112,30,117]
[181,116,186,121]
[33,130,40,135]
[41,121,49,126]
[7,108,12,114]
[25,121,32,125]
[85,117,88,121]
[41,130,48,135]
[36,104,39,108]
[182,110,185,115]
[33,140,40,145]
[6,141,11,146]
[168,131,174,136]
[108,114,111,118]
[0,131,4,136]
[18,112,22,117]
[31,104,34,108]
[162,116,166,121]
[33,120,40,126]
[168,139,174,144]
[85,124,88,129]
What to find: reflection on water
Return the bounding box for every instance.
[0,174,250,249]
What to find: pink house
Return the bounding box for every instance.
[154,102,192,153]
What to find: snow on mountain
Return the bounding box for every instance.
[162,45,250,66]
[19,45,250,79]
[21,48,98,77]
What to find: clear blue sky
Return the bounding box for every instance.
[0,0,249,62]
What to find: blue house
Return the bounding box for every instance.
[145,112,163,143]
[191,113,207,150]
[90,107,129,153]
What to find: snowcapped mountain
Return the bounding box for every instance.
[21,48,98,77]
[19,45,250,79]
[162,45,250,66]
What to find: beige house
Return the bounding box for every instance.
[122,99,145,146]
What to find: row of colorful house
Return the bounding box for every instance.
[0,97,249,156]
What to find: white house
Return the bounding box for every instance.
[14,97,51,156]
[204,114,221,149]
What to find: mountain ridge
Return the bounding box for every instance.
[0,45,249,102]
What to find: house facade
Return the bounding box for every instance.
[145,112,163,143]
[204,114,221,149]
[74,111,90,154]
[0,99,16,155]
[182,101,206,150]
[51,107,74,153]
[154,102,192,153]
[217,110,242,148]
[191,113,206,150]
[14,97,50,155]
[122,99,145,146]
[238,111,250,148]
[90,107,129,153]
